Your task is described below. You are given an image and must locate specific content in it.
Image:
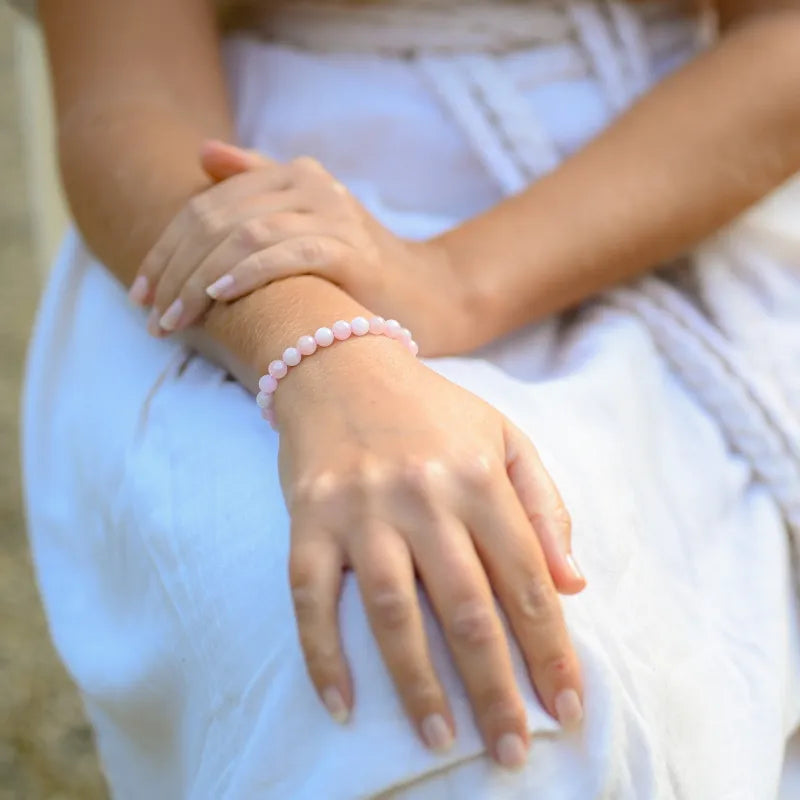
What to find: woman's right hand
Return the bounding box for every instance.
[273,332,585,769]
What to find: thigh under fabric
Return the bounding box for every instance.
[23,233,800,799]
[22,24,800,800]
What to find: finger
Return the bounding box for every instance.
[504,420,585,594]
[289,531,353,724]
[352,524,455,754]
[206,235,350,302]
[410,518,530,770]
[134,167,296,314]
[463,471,584,731]
[200,139,273,182]
[151,200,304,334]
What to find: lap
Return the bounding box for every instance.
[24,260,800,798]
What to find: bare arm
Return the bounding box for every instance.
[41,0,372,391]
[438,3,800,340]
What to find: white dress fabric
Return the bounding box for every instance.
[22,1,800,798]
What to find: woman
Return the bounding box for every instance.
[19,0,800,796]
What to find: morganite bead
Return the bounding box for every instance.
[258,374,278,394]
[400,327,412,341]
[351,316,370,336]
[369,316,386,334]
[385,319,402,338]
[408,339,420,356]
[268,359,288,379]
[332,320,352,340]
[256,392,273,409]
[297,335,317,356]
[262,407,277,427]
[314,326,335,347]
[283,346,301,367]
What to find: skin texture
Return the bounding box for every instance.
[136,7,800,356]
[39,0,798,769]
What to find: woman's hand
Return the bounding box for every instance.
[274,333,585,768]
[131,141,479,355]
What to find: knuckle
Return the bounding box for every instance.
[236,218,269,250]
[515,576,559,624]
[448,599,497,648]
[292,155,327,177]
[293,470,342,507]
[368,586,414,631]
[294,236,329,267]
[552,503,572,537]
[187,194,207,220]
[395,457,444,498]
[288,550,317,594]
[291,466,379,521]
[457,453,495,491]
[291,585,320,625]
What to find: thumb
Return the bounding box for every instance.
[200,139,272,182]
[504,419,586,595]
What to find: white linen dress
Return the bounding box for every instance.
[21,1,800,797]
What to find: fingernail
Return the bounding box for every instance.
[495,732,527,770]
[128,275,149,305]
[159,298,183,331]
[421,713,453,753]
[554,689,583,729]
[566,553,584,582]
[146,308,162,337]
[322,687,349,724]
[206,274,235,299]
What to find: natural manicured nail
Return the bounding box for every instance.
[322,687,349,724]
[159,298,183,331]
[566,553,584,582]
[206,274,235,299]
[421,713,453,753]
[146,308,162,337]
[128,275,149,305]
[554,688,583,729]
[495,732,527,770]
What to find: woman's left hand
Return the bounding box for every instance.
[131,140,478,355]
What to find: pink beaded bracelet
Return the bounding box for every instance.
[256,315,418,428]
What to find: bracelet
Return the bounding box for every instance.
[256,315,418,428]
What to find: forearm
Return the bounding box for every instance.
[440,10,800,338]
[45,0,373,393]
[59,110,371,392]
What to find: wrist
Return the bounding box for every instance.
[258,315,421,424]
[428,229,508,344]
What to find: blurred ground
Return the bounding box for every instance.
[0,7,108,798]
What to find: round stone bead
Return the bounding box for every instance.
[332,320,352,340]
[385,319,403,338]
[314,327,335,347]
[369,315,386,334]
[400,327,412,341]
[268,359,288,379]
[256,392,273,409]
[258,374,278,394]
[350,316,370,336]
[408,340,419,356]
[283,346,302,367]
[262,407,277,428]
[297,335,317,356]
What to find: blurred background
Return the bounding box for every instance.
[0,5,107,798]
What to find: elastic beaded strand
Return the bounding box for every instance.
[256,315,418,430]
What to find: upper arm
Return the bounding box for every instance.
[714,0,800,29]
[39,0,232,138]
